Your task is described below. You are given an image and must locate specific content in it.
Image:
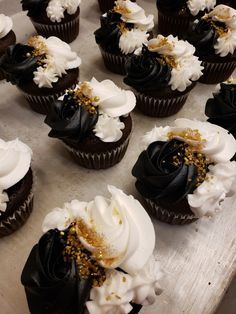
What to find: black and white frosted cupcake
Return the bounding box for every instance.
[21,185,162,314]
[185,5,236,84]
[132,119,236,224]
[205,78,236,138]
[94,0,154,75]
[21,0,81,43]
[156,0,217,37]
[0,138,34,237]
[0,35,81,114]
[45,78,136,169]
[124,35,203,117]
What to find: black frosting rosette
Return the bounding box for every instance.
[0,44,39,85]
[132,139,208,224]
[156,0,185,12]
[21,229,92,314]
[21,0,49,17]
[45,92,99,145]
[205,83,236,138]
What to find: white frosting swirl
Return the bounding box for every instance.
[46,0,81,23]
[31,36,81,88]
[188,162,236,217]
[0,14,13,39]
[187,0,216,16]
[119,28,149,55]
[147,35,203,92]
[114,0,154,31]
[0,192,9,212]
[42,185,155,274]
[89,78,136,118]
[94,114,125,142]
[0,138,32,212]
[204,5,236,56]
[142,119,236,217]
[86,256,163,314]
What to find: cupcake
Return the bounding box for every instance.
[98,0,136,13]
[0,14,16,80]
[0,138,34,237]
[0,35,81,115]
[185,5,236,84]
[21,185,162,314]
[205,78,236,138]
[124,35,203,117]
[94,0,154,75]
[156,0,216,37]
[132,119,236,224]
[45,78,136,169]
[21,0,81,43]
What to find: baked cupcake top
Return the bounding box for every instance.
[21,0,81,22]
[0,35,81,88]
[186,5,236,57]
[45,77,136,144]
[124,34,203,92]
[0,138,32,213]
[157,0,216,16]
[132,119,236,217]
[205,78,236,137]
[22,185,162,314]
[0,14,13,39]
[94,0,154,55]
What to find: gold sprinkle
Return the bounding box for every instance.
[122,277,126,282]
[28,35,48,56]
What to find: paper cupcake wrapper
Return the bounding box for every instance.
[0,182,34,238]
[134,90,190,117]
[144,198,197,225]
[99,46,128,75]
[157,10,192,37]
[19,82,77,115]
[31,14,80,43]
[199,60,236,84]
[63,135,130,169]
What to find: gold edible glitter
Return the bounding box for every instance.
[28,36,48,56]
[167,129,206,151]
[118,22,128,34]
[63,223,106,287]
[114,1,131,15]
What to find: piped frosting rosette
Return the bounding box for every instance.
[95,0,154,55]
[0,35,81,88]
[45,77,136,143]
[145,35,203,92]
[0,138,32,213]
[22,186,162,314]
[135,119,236,218]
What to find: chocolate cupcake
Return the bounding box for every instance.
[205,79,236,138]
[185,5,236,84]
[94,0,154,75]
[98,0,136,13]
[21,185,162,314]
[21,0,81,43]
[0,14,16,80]
[124,35,203,117]
[132,119,236,224]
[156,0,217,37]
[0,138,34,237]
[45,78,136,169]
[0,35,81,114]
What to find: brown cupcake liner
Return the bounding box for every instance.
[19,83,77,115]
[199,59,236,84]
[134,89,190,117]
[157,9,192,37]
[31,14,80,43]
[0,185,34,237]
[63,135,130,169]
[99,46,129,75]
[144,198,198,225]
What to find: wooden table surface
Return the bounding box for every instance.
[0,1,236,313]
